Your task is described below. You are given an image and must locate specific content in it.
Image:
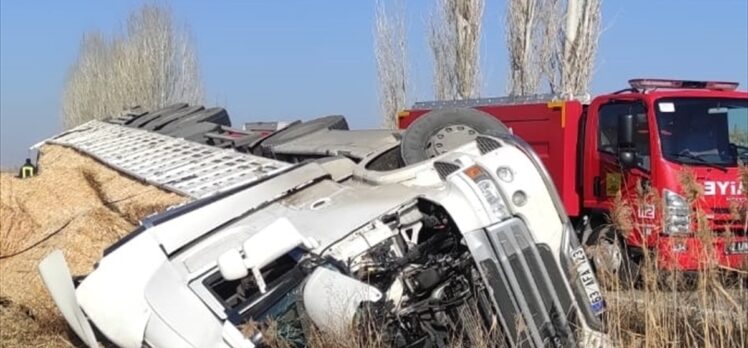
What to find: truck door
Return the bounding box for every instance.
[585,100,654,243]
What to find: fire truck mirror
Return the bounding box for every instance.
[617,114,635,146]
[617,113,636,168]
[618,149,636,169]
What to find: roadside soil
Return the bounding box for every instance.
[0,145,186,347]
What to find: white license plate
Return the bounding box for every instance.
[726,241,748,254]
[571,247,605,315]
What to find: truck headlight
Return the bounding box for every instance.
[664,189,690,235]
[464,165,509,220]
[475,177,509,218]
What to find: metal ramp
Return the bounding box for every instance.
[40,120,291,199]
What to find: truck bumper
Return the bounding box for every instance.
[655,236,748,271]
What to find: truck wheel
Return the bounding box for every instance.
[400,108,509,165]
[587,225,640,289]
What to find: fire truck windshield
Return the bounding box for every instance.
[656,98,748,167]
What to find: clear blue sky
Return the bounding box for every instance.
[1,0,747,166]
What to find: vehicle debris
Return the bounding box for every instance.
[39,113,611,347]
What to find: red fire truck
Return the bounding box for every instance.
[398,78,748,280]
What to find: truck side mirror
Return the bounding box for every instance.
[617,114,636,168]
[618,114,634,145]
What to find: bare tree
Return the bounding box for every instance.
[536,0,564,94]
[506,0,540,95]
[374,0,408,129]
[62,32,114,127]
[429,6,455,101]
[506,0,600,97]
[429,0,484,100]
[559,0,601,97]
[62,4,203,128]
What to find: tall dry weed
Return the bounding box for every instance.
[601,169,748,347]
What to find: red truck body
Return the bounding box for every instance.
[399,79,748,271]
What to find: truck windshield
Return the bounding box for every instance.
[656,98,748,167]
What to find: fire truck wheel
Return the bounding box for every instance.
[400,108,509,165]
[587,225,640,289]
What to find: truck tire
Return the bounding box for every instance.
[128,103,188,128]
[400,108,509,165]
[258,115,349,156]
[160,107,230,132]
[143,105,204,131]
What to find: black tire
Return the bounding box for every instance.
[128,103,188,128]
[258,115,349,156]
[163,122,221,143]
[116,108,148,125]
[400,108,509,165]
[143,105,204,131]
[160,107,230,132]
[586,225,640,289]
[127,112,161,128]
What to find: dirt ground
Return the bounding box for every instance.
[0,145,187,347]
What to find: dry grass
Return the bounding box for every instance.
[593,170,748,347]
[0,296,72,348]
[0,144,186,347]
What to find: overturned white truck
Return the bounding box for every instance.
[39,118,609,347]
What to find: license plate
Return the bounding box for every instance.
[726,241,748,254]
[571,247,605,315]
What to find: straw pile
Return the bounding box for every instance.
[0,144,186,347]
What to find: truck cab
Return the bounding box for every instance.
[399,79,748,276]
[582,79,748,272]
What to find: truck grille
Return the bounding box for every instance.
[477,218,577,348]
[433,161,460,180]
[475,136,502,154]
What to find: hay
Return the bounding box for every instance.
[0,295,72,348]
[0,145,187,347]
